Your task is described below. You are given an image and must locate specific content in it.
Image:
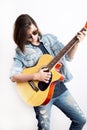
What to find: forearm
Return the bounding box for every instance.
[11,73,38,82]
[67,42,79,60]
[67,28,87,59]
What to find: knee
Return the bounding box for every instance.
[82,117,86,125]
[80,116,86,127]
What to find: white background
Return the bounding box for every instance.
[0,0,87,130]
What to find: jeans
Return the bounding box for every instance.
[34,90,86,130]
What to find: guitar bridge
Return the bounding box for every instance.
[28,81,39,92]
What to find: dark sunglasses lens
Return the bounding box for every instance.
[33,30,38,35]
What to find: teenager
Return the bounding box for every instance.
[10,14,87,130]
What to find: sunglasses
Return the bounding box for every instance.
[27,30,38,39]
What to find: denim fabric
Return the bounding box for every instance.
[10,33,73,82]
[34,90,86,130]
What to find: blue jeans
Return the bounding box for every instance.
[34,90,86,130]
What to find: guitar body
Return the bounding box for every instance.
[16,54,64,106]
[16,22,87,106]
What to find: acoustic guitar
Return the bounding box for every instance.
[16,22,87,106]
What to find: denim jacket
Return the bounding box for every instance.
[10,33,73,82]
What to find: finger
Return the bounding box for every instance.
[83,30,87,35]
[44,80,49,83]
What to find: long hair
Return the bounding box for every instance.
[13,14,42,52]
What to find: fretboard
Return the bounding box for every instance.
[47,24,87,70]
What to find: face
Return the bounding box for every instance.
[27,24,39,45]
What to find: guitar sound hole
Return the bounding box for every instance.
[38,74,52,91]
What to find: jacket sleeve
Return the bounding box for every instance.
[9,58,24,78]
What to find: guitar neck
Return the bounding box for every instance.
[47,24,87,70]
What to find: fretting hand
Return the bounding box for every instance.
[76,28,87,42]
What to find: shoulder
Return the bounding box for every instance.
[41,33,58,41]
[40,33,58,46]
[13,47,25,62]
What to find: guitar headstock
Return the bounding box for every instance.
[81,22,87,32]
[84,22,87,29]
